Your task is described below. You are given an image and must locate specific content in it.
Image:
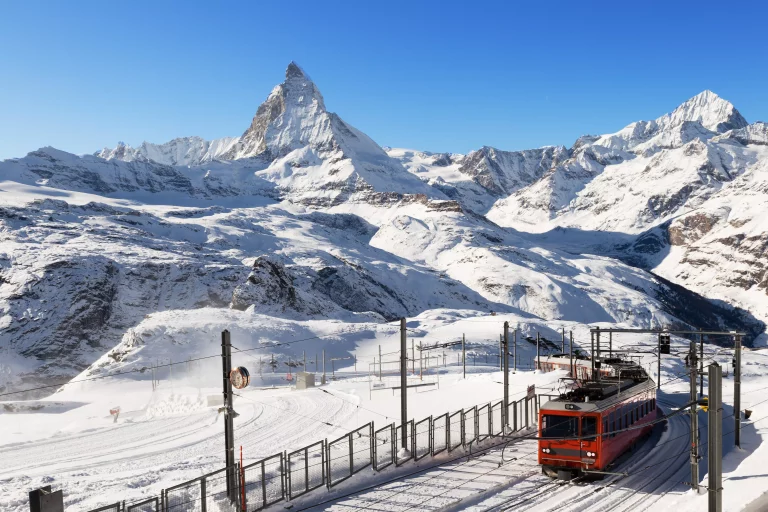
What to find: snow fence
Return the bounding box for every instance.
[84,394,539,512]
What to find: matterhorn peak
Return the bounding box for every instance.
[657,90,748,134]
[223,62,331,160]
[285,61,311,81]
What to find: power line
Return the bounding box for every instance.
[0,324,377,399]
[0,352,222,399]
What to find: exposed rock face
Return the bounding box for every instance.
[225,62,328,160]
[457,145,567,197]
[311,265,408,320]
[231,257,306,313]
[0,200,247,397]
[668,212,723,245]
[715,122,768,146]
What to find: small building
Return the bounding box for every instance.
[296,372,316,389]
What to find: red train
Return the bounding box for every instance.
[538,360,657,479]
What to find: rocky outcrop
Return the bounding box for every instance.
[231,257,308,313]
[457,145,566,196]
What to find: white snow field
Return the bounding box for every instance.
[2,62,768,511]
[2,322,768,512]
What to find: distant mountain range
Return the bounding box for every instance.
[1,62,765,397]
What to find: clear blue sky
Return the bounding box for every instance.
[1,0,766,160]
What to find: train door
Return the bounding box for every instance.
[580,415,599,465]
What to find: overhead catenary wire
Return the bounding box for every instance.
[0,324,377,399]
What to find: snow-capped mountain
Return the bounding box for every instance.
[0,63,765,400]
[95,136,239,166]
[398,90,767,330]
[98,62,439,206]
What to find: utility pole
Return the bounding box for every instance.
[657,333,662,390]
[609,331,613,358]
[561,328,565,353]
[735,334,742,448]
[221,330,237,503]
[462,333,466,379]
[699,329,704,397]
[378,345,382,380]
[503,321,510,429]
[499,334,503,370]
[322,349,326,385]
[303,351,306,369]
[411,339,415,375]
[591,331,596,380]
[400,318,408,451]
[513,328,517,373]
[595,326,601,382]
[689,341,699,492]
[536,332,540,371]
[569,331,574,378]
[708,363,723,512]
[419,342,423,380]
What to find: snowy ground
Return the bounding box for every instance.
[2,321,768,512]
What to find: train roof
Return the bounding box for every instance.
[540,377,656,413]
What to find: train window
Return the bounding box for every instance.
[603,419,608,437]
[582,416,597,441]
[542,415,578,438]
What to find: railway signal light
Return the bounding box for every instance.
[697,397,709,412]
[659,334,671,355]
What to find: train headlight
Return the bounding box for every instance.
[586,451,595,457]
[541,448,551,454]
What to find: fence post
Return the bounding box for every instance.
[369,423,374,468]
[320,439,330,483]
[325,442,331,490]
[487,402,492,439]
[261,459,268,505]
[348,433,354,477]
[513,400,518,431]
[200,475,208,512]
[429,415,434,453]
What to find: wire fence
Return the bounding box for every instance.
[85,394,540,512]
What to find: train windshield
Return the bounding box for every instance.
[542,414,578,438]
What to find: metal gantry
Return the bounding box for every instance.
[589,327,746,509]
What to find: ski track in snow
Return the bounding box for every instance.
[0,389,355,512]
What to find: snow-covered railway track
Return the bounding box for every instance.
[0,389,358,512]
